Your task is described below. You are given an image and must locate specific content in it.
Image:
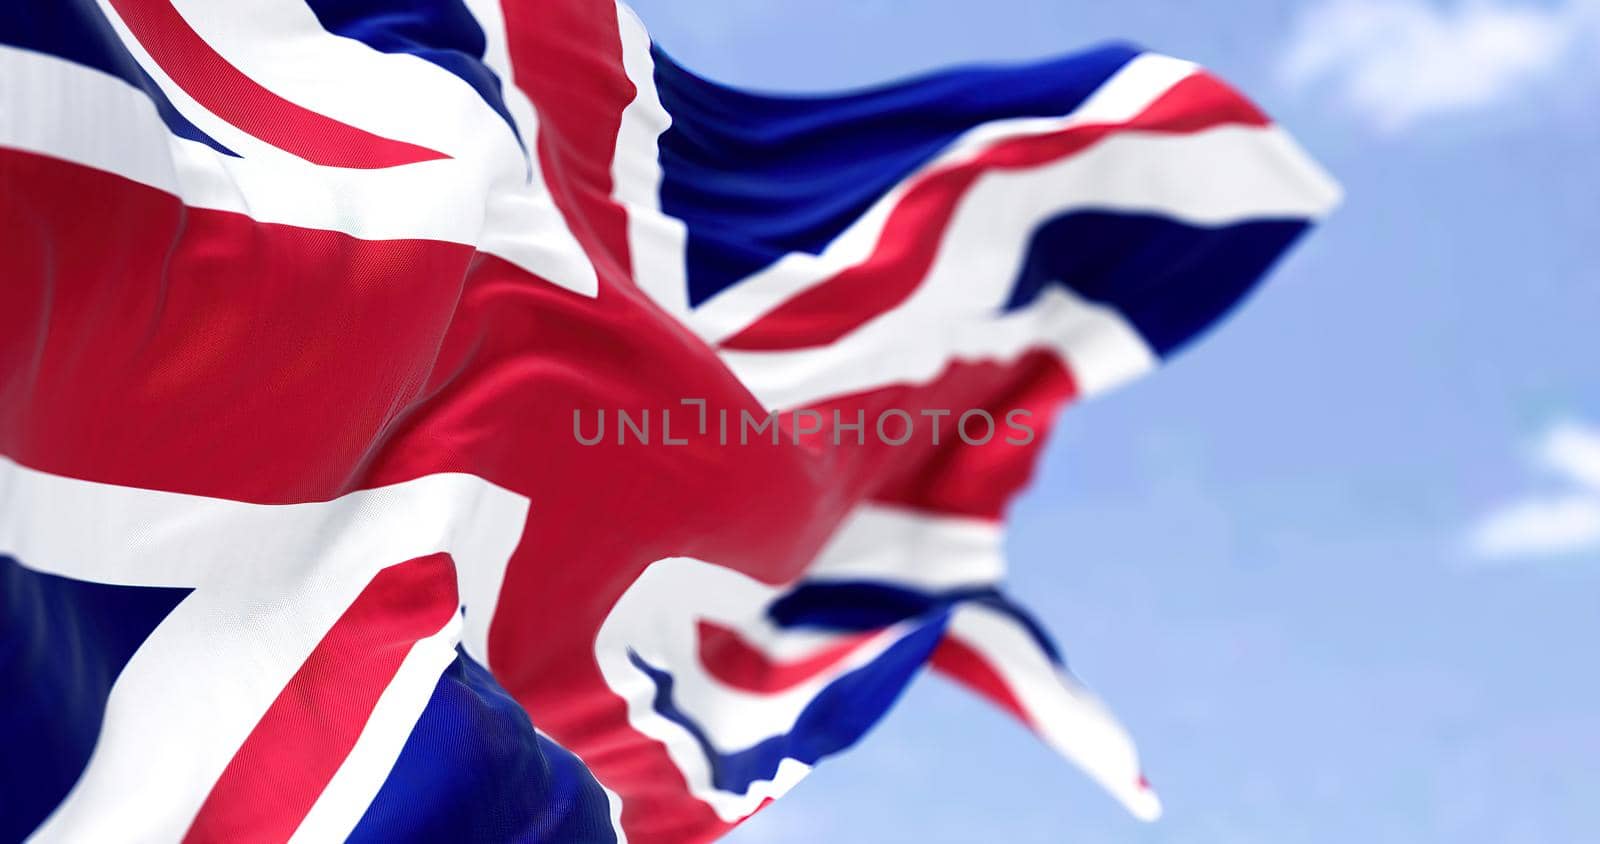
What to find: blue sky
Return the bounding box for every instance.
[624,1,1600,840]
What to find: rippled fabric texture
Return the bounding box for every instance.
[0,1,1337,841]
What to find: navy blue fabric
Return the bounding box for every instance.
[653,43,1142,306]
[769,580,1066,665]
[1004,210,1311,357]
[0,1,236,155]
[0,555,192,843]
[628,614,947,795]
[303,0,521,144]
[768,580,992,632]
[349,649,617,844]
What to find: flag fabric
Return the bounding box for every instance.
[0,1,1338,842]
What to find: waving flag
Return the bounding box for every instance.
[0,1,1339,842]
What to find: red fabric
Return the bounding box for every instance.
[106,0,448,168]
[696,621,877,694]
[184,553,460,843]
[930,636,1035,728]
[0,144,1074,843]
[798,350,1079,520]
[719,73,1270,351]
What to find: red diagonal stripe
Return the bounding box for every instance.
[107,0,448,168]
[183,553,460,844]
[929,634,1034,728]
[718,73,1269,351]
[696,620,875,694]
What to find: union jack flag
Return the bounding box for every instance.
[0,1,1338,842]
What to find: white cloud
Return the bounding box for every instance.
[1281,0,1600,130]
[1470,421,1600,560]
[1470,493,1600,558]
[1538,420,1600,490]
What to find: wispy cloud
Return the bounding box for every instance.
[1281,0,1600,131]
[1470,421,1600,560]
